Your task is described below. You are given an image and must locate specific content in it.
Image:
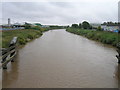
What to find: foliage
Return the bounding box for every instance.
[31,26,41,30]
[2,29,42,48]
[18,37,26,45]
[102,22,120,25]
[82,21,91,29]
[71,24,79,28]
[79,23,82,28]
[2,26,65,48]
[24,22,32,29]
[97,26,102,31]
[66,28,120,47]
[49,26,65,29]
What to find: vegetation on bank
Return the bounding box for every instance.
[2,24,66,48]
[24,22,67,30]
[66,28,120,47]
[2,29,42,48]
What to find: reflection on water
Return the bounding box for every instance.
[2,55,19,87]
[2,29,119,88]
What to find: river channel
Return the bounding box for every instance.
[2,29,119,88]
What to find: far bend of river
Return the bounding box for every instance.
[2,29,119,88]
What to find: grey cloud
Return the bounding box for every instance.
[1,1,119,25]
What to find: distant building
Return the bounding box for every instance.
[41,25,50,28]
[101,24,119,32]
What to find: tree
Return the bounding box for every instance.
[82,21,90,29]
[31,26,41,30]
[71,24,79,28]
[24,22,31,29]
[103,22,107,25]
[89,25,92,29]
[79,23,82,28]
[67,25,70,28]
[97,26,102,31]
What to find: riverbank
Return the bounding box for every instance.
[2,28,65,48]
[2,29,43,48]
[66,28,120,47]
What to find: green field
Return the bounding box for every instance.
[2,29,42,48]
[66,28,120,47]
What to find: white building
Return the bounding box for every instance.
[101,24,119,32]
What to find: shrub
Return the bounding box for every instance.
[18,37,26,45]
[27,34,34,39]
[66,28,120,47]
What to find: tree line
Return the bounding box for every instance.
[70,21,103,31]
[71,21,92,29]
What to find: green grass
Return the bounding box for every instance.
[66,28,120,47]
[1,26,65,48]
[2,29,42,48]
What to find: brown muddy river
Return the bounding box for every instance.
[2,29,119,88]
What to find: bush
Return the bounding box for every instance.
[18,37,26,45]
[66,28,120,47]
[27,34,34,39]
[2,29,43,48]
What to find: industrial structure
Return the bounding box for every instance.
[8,18,11,27]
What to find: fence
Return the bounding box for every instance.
[0,37,18,69]
[116,42,120,64]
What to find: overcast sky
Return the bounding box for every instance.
[1,0,120,25]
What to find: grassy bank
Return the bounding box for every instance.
[66,28,120,47]
[2,29,42,48]
[2,26,66,48]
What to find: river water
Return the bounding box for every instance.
[2,29,119,88]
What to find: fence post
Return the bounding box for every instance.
[116,42,120,64]
[3,64,7,69]
[1,37,18,69]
